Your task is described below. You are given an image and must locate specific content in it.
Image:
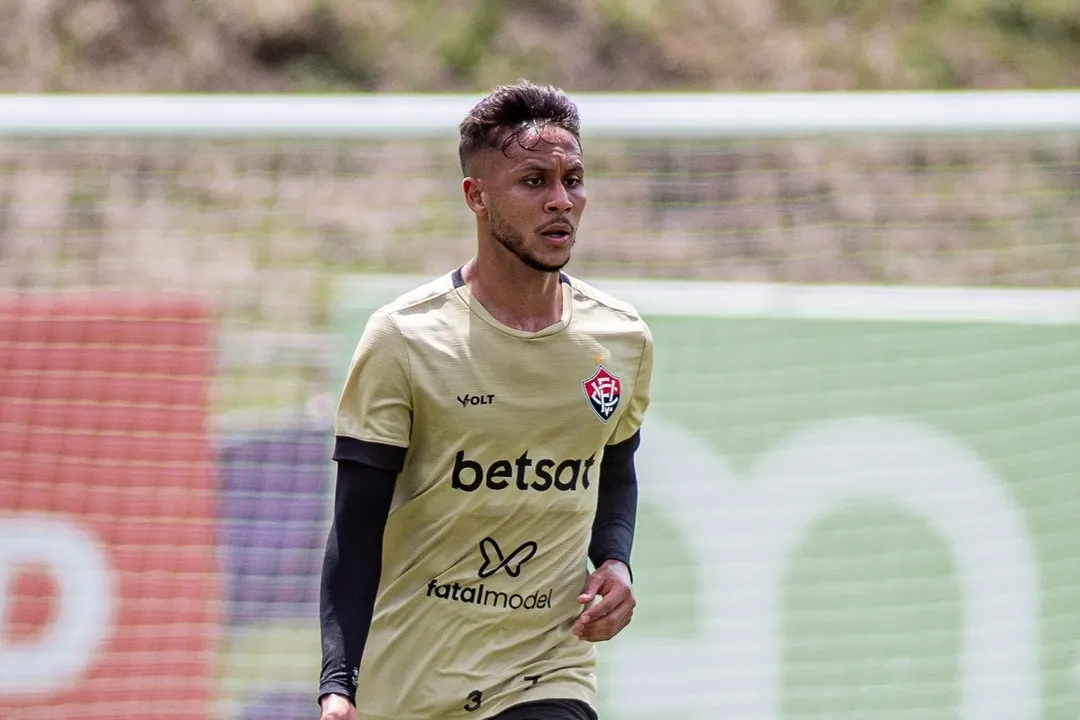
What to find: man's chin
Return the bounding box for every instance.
[512,243,571,274]
[526,263,569,274]
[521,252,570,274]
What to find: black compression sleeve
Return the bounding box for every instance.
[318,457,397,707]
[588,430,640,580]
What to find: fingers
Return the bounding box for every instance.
[575,562,636,641]
[576,583,623,625]
[574,586,635,642]
[575,596,634,641]
[576,571,607,604]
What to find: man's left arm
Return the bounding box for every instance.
[575,431,640,642]
[586,430,640,578]
[576,324,653,642]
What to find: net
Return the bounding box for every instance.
[1,116,1079,720]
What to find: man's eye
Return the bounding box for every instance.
[524,177,543,186]
[565,177,582,188]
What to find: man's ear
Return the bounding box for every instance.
[463,176,486,215]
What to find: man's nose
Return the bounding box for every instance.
[545,184,572,214]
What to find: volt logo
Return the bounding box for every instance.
[477,537,537,579]
[458,394,494,407]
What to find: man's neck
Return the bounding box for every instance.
[460,255,563,333]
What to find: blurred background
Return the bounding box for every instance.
[1,1,1079,719]
[4,0,1080,92]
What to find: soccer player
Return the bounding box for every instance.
[318,81,653,720]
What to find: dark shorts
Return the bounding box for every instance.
[487,698,598,720]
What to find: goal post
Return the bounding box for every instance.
[2,90,1080,137]
[1,92,1079,720]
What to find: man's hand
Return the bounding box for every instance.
[319,693,357,720]
[573,559,635,642]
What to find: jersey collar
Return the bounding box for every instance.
[451,267,573,339]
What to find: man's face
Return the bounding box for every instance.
[466,125,587,273]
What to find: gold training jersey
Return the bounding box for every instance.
[335,269,653,720]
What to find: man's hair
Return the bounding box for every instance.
[458,80,581,177]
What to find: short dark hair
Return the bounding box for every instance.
[458,81,581,176]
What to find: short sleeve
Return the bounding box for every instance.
[334,310,412,470]
[608,322,653,446]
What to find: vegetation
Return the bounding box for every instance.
[2,0,1079,93]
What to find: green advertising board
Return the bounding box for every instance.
[330,275,1080,720]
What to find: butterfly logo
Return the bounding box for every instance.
[477,537,538,579]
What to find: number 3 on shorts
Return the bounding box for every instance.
[464,690,483,712]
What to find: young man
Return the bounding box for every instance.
[318,81,653,720]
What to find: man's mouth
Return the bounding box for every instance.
[539,223,573,240]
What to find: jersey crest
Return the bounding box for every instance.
[582,365,621,422]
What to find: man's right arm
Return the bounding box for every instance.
[322,308,412,715]
[318,456,398,711]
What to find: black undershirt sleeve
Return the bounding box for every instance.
[318,439,400,707]
[588,430,641,580]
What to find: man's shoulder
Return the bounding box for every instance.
[565,273,650,335]
[373,272,459,323]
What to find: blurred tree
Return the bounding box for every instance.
[0,0,1077,92]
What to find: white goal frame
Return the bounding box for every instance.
[0,91,1079,138]
[3,91,1080,322]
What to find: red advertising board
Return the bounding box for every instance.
[0,293,220,719]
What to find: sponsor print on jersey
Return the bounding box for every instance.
[426,538,553,611]
[478,537,537,579]
[583,365,621,422]
[451,450,596,492]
